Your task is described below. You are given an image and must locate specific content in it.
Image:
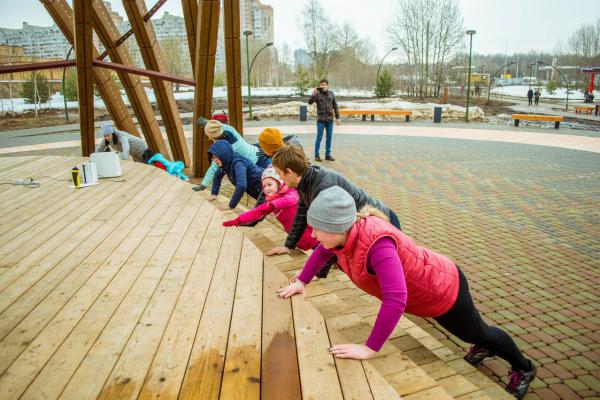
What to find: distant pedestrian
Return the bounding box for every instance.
[309,79,340,162]
[527,88,534,106]
[534,89,541,106]
[475,85,480,97]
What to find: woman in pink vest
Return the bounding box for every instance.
[277,187,536,399]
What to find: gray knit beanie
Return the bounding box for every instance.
[307,186,356,233]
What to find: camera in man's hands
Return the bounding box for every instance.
[317,87,323,92]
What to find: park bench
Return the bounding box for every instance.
[512,114,564,129]
[575,105,595,115]
[339,109,413,122]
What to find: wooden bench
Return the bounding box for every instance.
[340,109,412,122]
[512,114,564,129]
[575,106,595,115]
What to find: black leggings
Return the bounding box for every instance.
[434,268,530,371]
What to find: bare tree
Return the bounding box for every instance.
[300,0,339,80]
[161,37,191,91]
[568,19,600,60]
[387,0,464,97]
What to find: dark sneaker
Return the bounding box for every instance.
[505,362,536,399]
[315,155,323,162]
[325,155,335,161]
[192,184,207,192]
[464,344,493,366]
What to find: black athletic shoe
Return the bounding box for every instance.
[464,344,493,366]
[192,184,207,192]
[325,155,335,161]
[505,361,536,399]
[315,155,322,162]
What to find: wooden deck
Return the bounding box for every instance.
[0,156,400,400]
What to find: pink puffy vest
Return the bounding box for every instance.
[333,217,459,318]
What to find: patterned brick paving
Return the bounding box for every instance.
[2,132,599,399]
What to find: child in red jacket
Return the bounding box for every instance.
[223,166,318,251]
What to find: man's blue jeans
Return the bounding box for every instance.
[315,120,334,157]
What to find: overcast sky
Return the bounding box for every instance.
[1,0,598,60]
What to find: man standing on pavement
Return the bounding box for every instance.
[309,79,341,162]
[527,88,534,106]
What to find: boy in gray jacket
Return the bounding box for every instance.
[96,123,155,163]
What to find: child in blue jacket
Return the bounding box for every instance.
[206,140,264,210]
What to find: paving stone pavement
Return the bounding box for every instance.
[1,132,599,399]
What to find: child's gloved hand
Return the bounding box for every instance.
[223,218,240,227]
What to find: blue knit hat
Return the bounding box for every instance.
[101,123,114,136]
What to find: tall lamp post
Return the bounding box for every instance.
[376,47,398,86]
[243,30,273,120]
[62,45,74,122]
[465,30,476,123]
[537,61,569,110]
[488,61,515,102]
[528,62,535,89]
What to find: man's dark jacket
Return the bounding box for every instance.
[308,90,340,122]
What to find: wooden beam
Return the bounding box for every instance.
[181,0,198,72]
[91,0,169,158]
[223,0,244,135]
[191,0,220,177]
[41,0,140,138]
[73,0,95,156]
[123,0,191,166]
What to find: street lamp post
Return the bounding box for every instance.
[538,61,569,111]
[488,61,515,102]
[243,30,253,120]
[376,47,398,88]
[244,30,273,120]
[529,63,535,90]
[62,45,74,122]
[465,30,476,123]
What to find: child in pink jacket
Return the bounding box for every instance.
[223,166,318,251]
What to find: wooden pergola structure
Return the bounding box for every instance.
[0,0,244,177]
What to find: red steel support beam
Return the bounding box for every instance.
[93,60,196,86]
[73,0,95,156]
[0,60,75,74]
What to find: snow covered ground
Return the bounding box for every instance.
[491,85,596,100]
[0,86,375,114]
[254,99,486,121]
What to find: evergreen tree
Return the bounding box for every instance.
[60,69,78,101]
[374,69,396,98]
[21,72,50,104]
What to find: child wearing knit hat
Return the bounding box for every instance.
[223,166,318,251]
[193,119,269,191]
[258,128,303,157]
[277,187,537,399]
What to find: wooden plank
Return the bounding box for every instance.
[73,0,96,156]
[54,186,198,400]
[0,170,169,377]
[23,189,205,399]
[260,263,302,400]
[363,362,403,400]
[135,209,225,400]
[219,237,263,399]
[326,324,375,400]
[178,227,244,399]
[0,173,180,397]
[0,164,154,298]
[291,294,344,400]
[10,175,180,397]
